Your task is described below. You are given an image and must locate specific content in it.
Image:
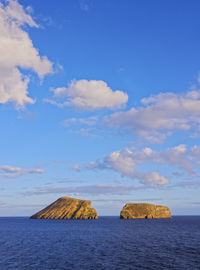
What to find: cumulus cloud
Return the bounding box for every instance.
[76,148,170,186]
[155,144,195,175]
[76,144,200,186]
[0,0,52,108]
[45,80,128,110]
[0,165,45,178]
[104,90,200,143]
[104,148,169,185]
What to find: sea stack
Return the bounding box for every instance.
[120,203,171,219]
[30,196,98,219]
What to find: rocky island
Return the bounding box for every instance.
[30,196,98,219]
[120,203,171,219]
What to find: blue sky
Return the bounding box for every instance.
[0,0,200,216]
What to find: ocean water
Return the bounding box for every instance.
[0,216,199,270]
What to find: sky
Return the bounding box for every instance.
[0,0,200,216]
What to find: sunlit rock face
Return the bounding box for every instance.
[30,197,98,219]
[120,203,171,219]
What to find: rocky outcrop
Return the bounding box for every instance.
[120,203,171,219]
[30,196,98,219]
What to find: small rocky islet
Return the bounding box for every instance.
[120,203,171,219]
[30,197,171,220]
[30,196,98,220]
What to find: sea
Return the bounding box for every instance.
[0,216,199,270]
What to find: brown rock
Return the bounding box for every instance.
[120,203,171,219]
[30,196,98,219]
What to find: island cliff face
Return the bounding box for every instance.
[30,197,98,219]
[120,203,171,219]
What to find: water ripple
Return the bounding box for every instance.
[0,216,199,270]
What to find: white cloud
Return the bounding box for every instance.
[76,127,99,137]
[133,171,169,185]
[106,149,137,176]
[61,116,98,127]
[156,144,195,175]
[0,165,45,178]
[0,0,52,108]
[46,80,128,110]
[104,90,200,143]
[76,144,200,186]
[61,116,101,137]
[29,168,45,174]
[104,148,169,185]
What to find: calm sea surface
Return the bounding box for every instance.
[0,216,199,270]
